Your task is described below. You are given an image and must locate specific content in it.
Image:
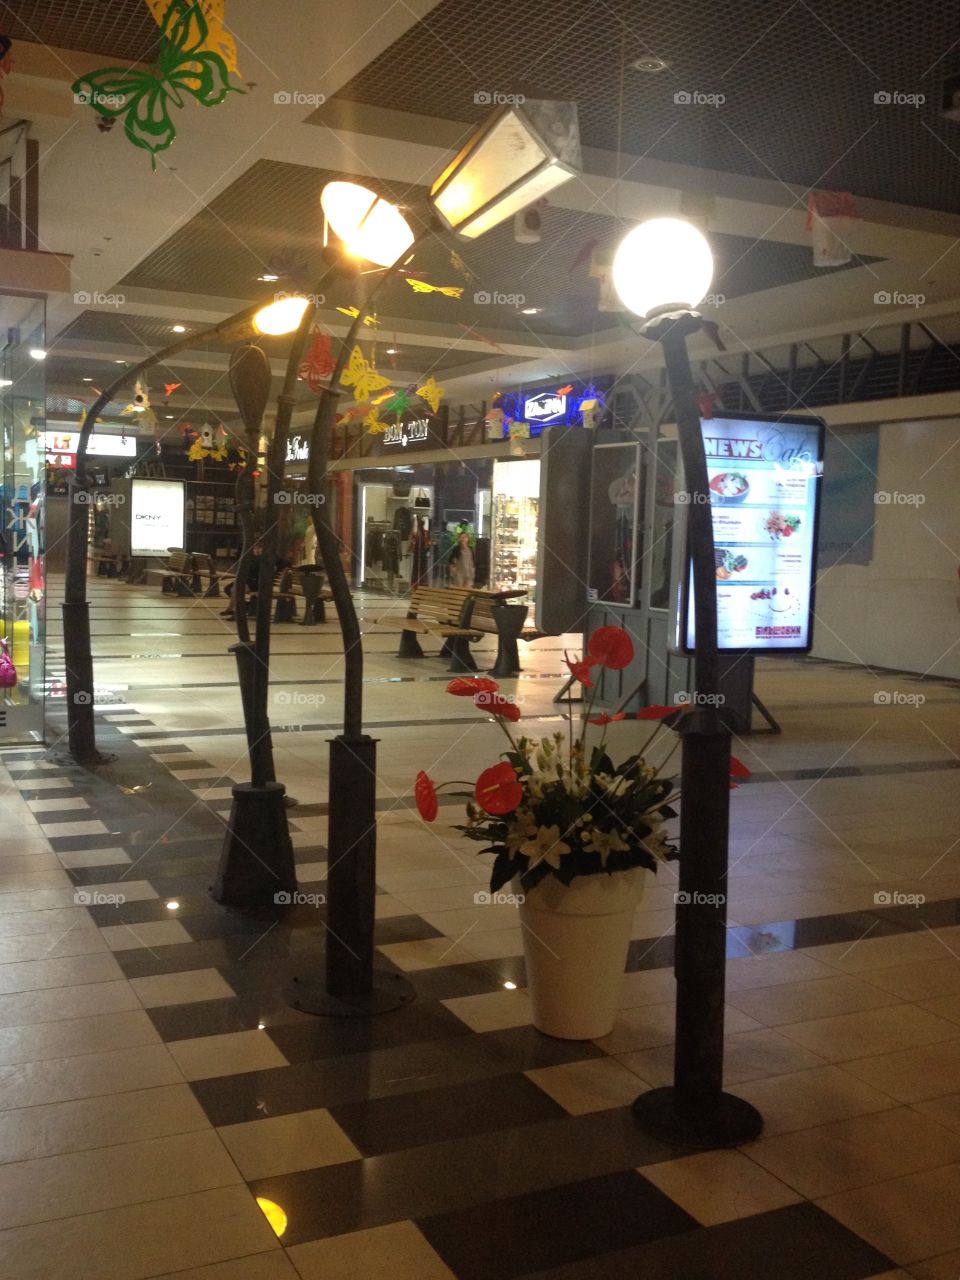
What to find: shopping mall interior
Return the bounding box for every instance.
[1,2,960,1277]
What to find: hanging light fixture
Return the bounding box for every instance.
[430,100,581,239]
[320,181,415,266]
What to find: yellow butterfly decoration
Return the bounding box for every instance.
[336,306,379,327]
[363,406,387,434]
[340,346,390,404]
[143,0,239,73]
[406,278,463,298]
[416,375,444,413]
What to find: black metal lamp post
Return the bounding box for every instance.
[610,218,763,1148]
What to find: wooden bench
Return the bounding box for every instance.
[146,550,196,597]
[460,595,536,677]
[384,586,484,673]
[221,566,332,624]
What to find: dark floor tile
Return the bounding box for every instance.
[267,1000,471,1064]
[248,1108,681,1244]
[330,1073,566,1156]
[419,1170,697,1279]
[515,1202,894,1280]
[372,916,443,946]
[148,991,313,1041]
[190,1026,603,1126]
[402,957,527,1001]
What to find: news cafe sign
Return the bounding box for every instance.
[372,413,441,454]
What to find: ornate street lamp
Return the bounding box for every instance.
[611,217,763,1147]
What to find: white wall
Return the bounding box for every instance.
[813,418,960,677]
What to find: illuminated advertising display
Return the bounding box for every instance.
[130,479,185,557]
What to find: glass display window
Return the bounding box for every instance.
[1,294,47,742]
[492,458,540,599]
[587,441,642,608]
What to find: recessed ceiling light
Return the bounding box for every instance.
[386,347,399,355]
[165,414,174,419]
[29,348,46,360]
[631,54,670,72]
[171,324,187,333]
[258,273,279,282]
[520,307,541,315]
[114,360,125,365]
[165,900,179,910]
[503,981,518,990]
[82,377,93,382]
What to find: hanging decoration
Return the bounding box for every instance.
[806,190,860,268]
[556,383,574,396]
[698,390,721,419]
[405,278,463,298]
[456,323,507,355]
[163,381,182,398]
[121,380,157,425]
[187,421,228,461]
[72,0,242,169]
[142,0,240,74]
[339,344,390,403]
[297,331,336,392]
[383,388,413,415]
[371,389,396,405]
[336,306,379,326]
[363,406,387,433]
[416,375,444,413]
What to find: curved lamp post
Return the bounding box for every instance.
[63,296,310,765]
[611,217,763,1147]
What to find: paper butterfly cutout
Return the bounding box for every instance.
[406,278,463,298]
[371,389,396,405]
[363,407,387,433]
[339,345,390,404]
[72,0,241,168]
[416,376,444,413]
[336,306,379,327]
[384,389,412,415]
[164,382,182,397]
[557,384,574,396]
[143,0,240,73]
[298,332,336,393]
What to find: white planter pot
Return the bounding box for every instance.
[516,867,645,1040]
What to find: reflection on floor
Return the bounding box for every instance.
[0,574,957,1277]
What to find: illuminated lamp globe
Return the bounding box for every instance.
[253,295,311,336]
[612,217,714,319]
[321,181,414,267]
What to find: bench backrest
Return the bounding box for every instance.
[166,551,192,572]
[409,586,473,625]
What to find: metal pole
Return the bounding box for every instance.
[632,313,763,1148]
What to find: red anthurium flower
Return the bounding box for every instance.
[447,676,499,696]
[729,756,751,779]
[587,625,634,670]
[414,771,438,822]
[634,704,679,720]
[473,690,521,722]
[589,713,613,726]
[564,651,595,687]
[475,762,523,815]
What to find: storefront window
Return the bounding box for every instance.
[492,458,540,598]
[1,294,46,742]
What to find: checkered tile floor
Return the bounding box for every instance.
[0,576,958,1277]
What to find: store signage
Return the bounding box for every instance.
[680,414,824,654]
[371,412,442,455]
[382,417,430,448]
[130,479,185,557]
[286,434,309,463]
[41,430,138,464]
[523,391,567,425]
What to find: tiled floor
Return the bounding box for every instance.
[0,573,958,1276]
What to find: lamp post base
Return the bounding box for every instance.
[211,782,297,913]
[633,1086,763,1149]
[285,971,415,1016]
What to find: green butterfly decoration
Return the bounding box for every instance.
[72,0,241,168]
[384,389,413,415]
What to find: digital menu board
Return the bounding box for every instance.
[680,413,824,653]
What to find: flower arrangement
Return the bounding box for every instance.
[415,625,709,894]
